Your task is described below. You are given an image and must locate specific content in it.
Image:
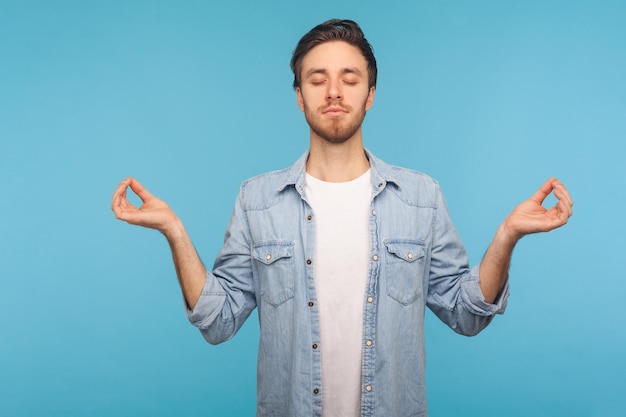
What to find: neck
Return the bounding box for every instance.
[306,132,370,182]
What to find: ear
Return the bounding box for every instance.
[296,87,305,112]
[365,87,375,111]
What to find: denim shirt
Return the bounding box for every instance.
[187,149,509,417]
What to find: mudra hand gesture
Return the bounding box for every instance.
[503,178,573,241]
[111,177,179,235]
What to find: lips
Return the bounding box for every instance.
[323,106,348,116]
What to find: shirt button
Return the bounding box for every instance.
[313,388,320,395]
[365,385,372,392]
[266,254,272,261]
[407,253,413,260]
[306,259,312,265]
[366,340,373,347]
[372,209,377,216]
[372,255,378,261]
[307,215,312,221]
[312,344,318,349]
[308,301,314,307]
[367,296,374,303]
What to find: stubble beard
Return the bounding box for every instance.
[303,100,367,144]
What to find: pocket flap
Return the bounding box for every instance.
[252,241,294,265]
[384,240,425,263]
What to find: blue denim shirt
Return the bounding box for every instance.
[187,149,509,417]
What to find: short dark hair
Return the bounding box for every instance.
[290,19,377,90]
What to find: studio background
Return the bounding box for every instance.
[1,1,624,416]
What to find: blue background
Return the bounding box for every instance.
[1,1,625,416]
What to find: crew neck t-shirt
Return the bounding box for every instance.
[305,169,373,417]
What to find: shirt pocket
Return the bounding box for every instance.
[252,241,295,307]
[384,240,426,305]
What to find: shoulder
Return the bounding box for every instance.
[241,166,292,191]
[369,152,441,208]
[237,164,301,211]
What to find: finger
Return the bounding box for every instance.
[554,189,573,216]
[553,179,574,207]
[551,183,574,220]
[128,178,155,202]
[528,177,556,205]
[112,196,133,219]
[549,179,572,208]
[113,193,140,220]
[556,196,573,219]
[111,177,132,212]
[549,189,573,220]
[557,202,572,223]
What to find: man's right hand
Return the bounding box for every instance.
[111,178,178,235]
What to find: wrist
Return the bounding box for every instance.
[161,216,186,241]
[497,220,522,247]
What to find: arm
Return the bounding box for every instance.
[111,177,206,309]
[479,178,574,303]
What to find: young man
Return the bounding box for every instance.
[112,19,572,417]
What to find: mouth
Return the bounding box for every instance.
[323,106,348,117]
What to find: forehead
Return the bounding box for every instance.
[300,41,367,73]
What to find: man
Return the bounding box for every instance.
[112,19,572,417]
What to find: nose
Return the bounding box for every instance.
[326,78,342,101]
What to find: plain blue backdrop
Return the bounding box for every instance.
[1,1,625,416]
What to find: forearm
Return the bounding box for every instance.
[163,217,207,310]
[479,222,520,304]
[479,178,574,304]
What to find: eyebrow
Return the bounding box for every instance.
[304,67,363,79]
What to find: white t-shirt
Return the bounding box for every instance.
[305,169,372,417]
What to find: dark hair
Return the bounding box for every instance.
[290,19,377,90]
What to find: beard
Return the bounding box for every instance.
[303,100,368,144]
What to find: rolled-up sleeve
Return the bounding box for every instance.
[185,189,257,345]
[459,264,509,316]
[426,185,509,336]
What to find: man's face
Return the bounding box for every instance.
[296,41,375,144]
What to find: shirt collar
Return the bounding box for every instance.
[278,148,401,195]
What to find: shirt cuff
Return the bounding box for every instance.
[460,264,509,316]
[185,272,227,327]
